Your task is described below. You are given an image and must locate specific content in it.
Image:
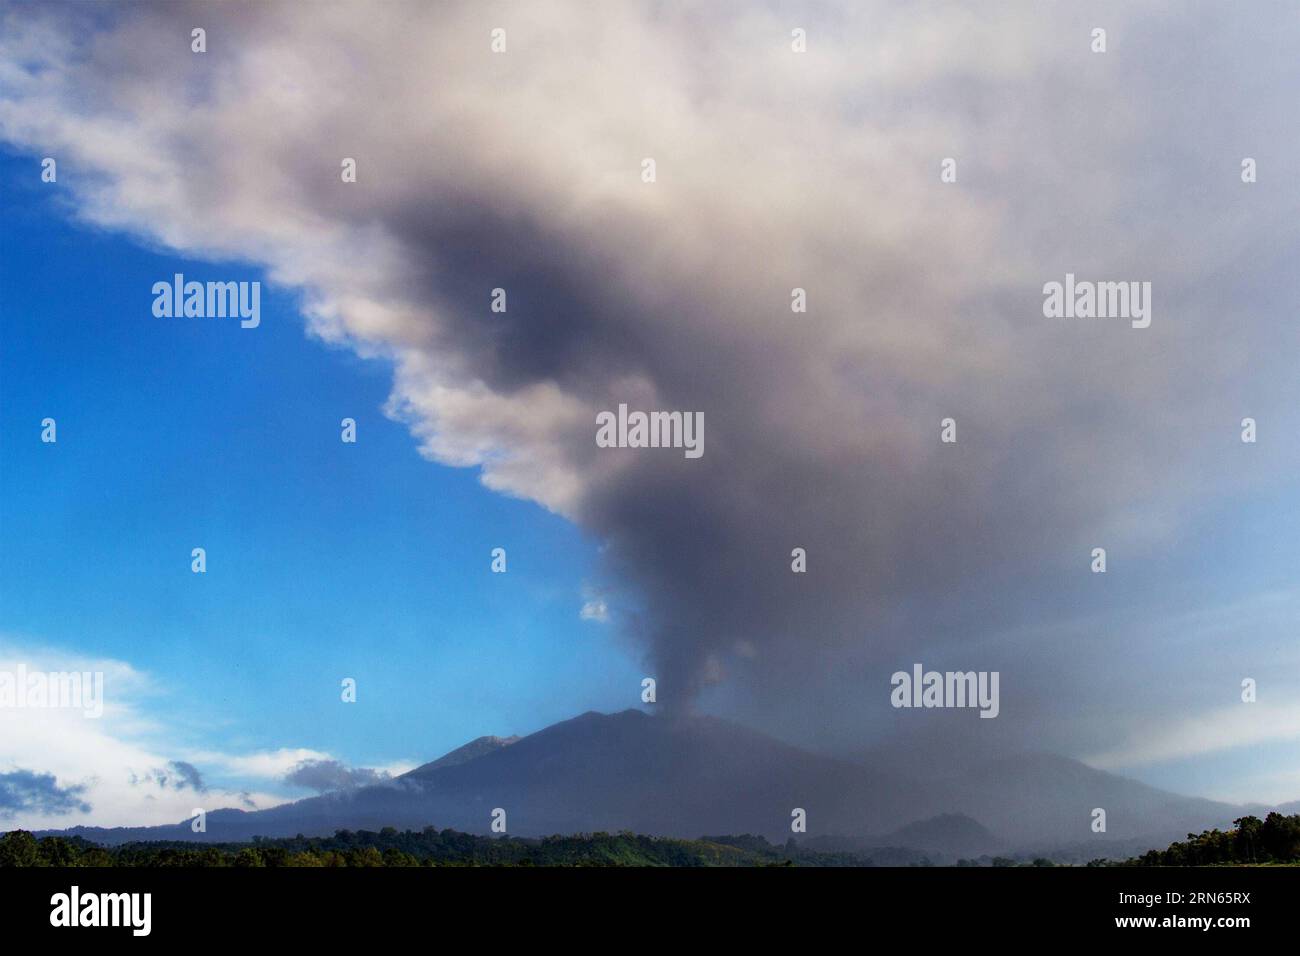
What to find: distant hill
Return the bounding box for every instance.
[884,813,1004,858]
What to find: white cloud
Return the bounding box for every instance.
[187,748,331,781]
[0,639,394,829]
[580,599,609,623]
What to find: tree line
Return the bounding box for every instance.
[0,827,856,867]
[1109,812,1300,867]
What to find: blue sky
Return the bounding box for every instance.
[1,148,644,821]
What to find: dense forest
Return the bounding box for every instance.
[1109,813,1300,867]
[0,827,875,867]
[4,813,1298,867]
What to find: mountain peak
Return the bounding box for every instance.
[404,733,520,777]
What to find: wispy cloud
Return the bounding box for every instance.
[1087,702,1300,771]
[580,584,610,623]
[283,759,404,794]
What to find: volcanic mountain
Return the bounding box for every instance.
[37,710,1258,855]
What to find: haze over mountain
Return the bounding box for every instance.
[35,710,1272,859]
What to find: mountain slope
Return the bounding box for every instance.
[932,752,1245,849]
[394,709,950,838]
